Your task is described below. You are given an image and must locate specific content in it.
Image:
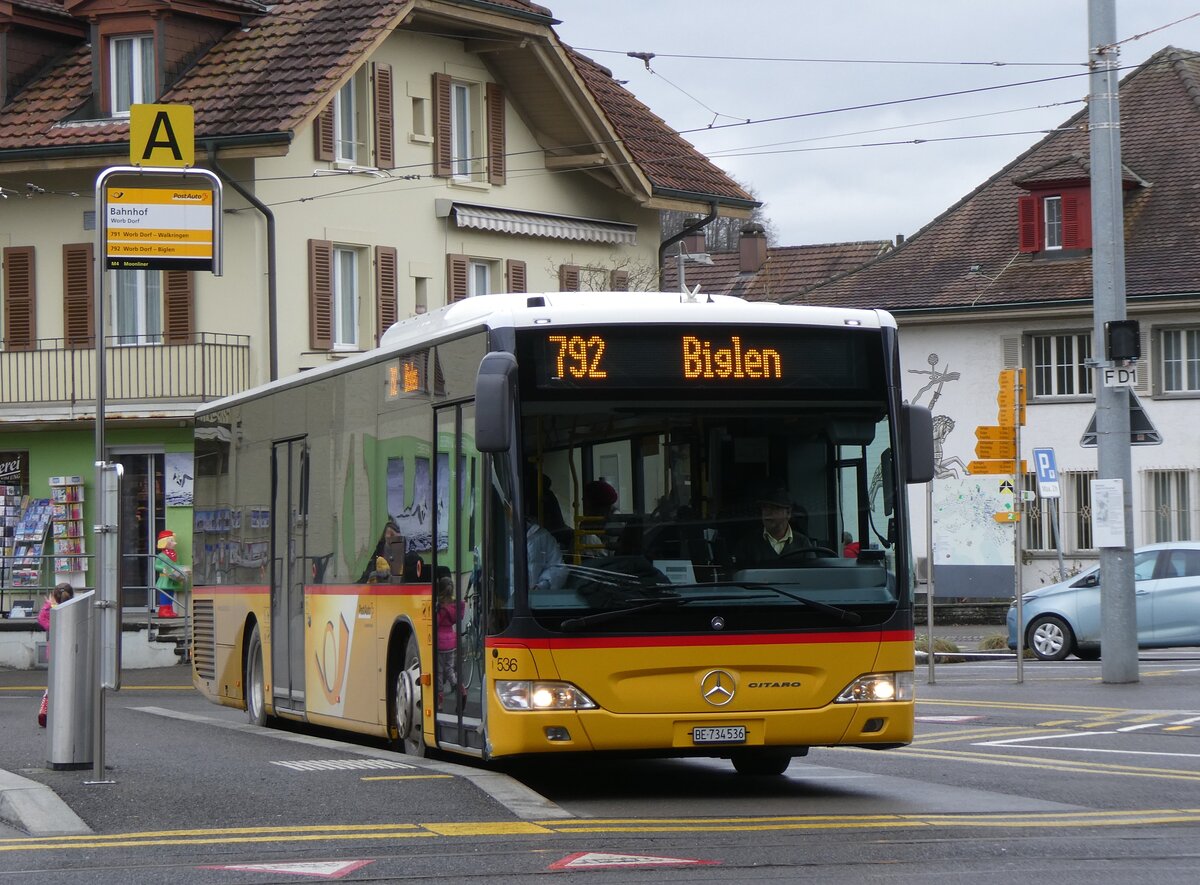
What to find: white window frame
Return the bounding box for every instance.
[110,34,154,117]
[1159,327,1200,394]
[111,269,162,346]
[334,78,359,164]
[1043,195,1063,251]
[450,80,480,179]
[468,260,491,298]
[1031,332,1092,398]
[332,247,360,350]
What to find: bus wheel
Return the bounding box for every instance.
[245,624,267,727]
[732,752,792,776]
[393,634,426,756]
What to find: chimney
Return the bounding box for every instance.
[895,233,905,246]
[739,223,768,273]
[682,231,706,255]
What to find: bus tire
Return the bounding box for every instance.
[731,752,792,776]
[393,633,427,756]
[245,623,267,727]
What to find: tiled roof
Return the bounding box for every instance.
[806,47,1200,314]
[662,241,892,299]
[0,0,749,207]
[567,49,755,206]
[9,0,73,18]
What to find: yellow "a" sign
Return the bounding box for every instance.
[129,104,194,167]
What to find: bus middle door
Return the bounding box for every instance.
[270,437,308,714]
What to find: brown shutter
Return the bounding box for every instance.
[309,239,333,350]
[1017,195,1040,253]
[446,253,468,303]
[373,63,394,169]
[315,104,335,161]
[163,271,194,344]
[62,243,94,348]
[2,246,35,350]
[505,259,526,294]
[486,81,506,186]
[432,73,452,178]
[375,246,398,343]
[610,270,629,291]
[558,264,580,292]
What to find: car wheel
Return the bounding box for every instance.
[392,633,427,757]
[1027,615,1074,661]
[1074,647,1101,661]
[732,752,792,776]
[244,623,267,727]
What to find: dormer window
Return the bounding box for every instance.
[110,34,155,116]
[1018,187,1091,253]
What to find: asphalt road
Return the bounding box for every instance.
[2,648,1200,883]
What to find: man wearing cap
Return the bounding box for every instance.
[732,485,814,568]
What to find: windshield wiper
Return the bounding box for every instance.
[559,593,772,632]
[663,582,863,625]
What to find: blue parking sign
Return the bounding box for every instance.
[1033,447,1060,498]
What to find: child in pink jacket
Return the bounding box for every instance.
[37,583,74,727]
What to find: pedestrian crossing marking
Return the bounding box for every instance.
[271,758,416,772]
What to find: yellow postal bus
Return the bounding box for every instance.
[191,292,933,775]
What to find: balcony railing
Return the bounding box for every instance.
[0,334,251,406]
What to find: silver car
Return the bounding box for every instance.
[1007,541,1200,661]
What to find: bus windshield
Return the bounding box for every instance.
[518,402,900,633]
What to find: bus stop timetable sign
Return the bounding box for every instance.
[105,186,214,271]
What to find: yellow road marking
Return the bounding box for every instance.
[867,745,1200,782]
[914,727,1044,746]
[919,698,1128,714]
[360,775,453,781]
[1165,726,1194,732]
[1038,720,1076,727]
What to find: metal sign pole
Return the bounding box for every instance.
[1014,373,1025,685]
[925,480,935,684]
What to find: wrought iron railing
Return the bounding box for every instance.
[0,333,251,406]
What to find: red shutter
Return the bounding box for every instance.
[486,81,506,186]
[506,259,526,294]
[314,105,335,161]
[163,270,194,344]
[2,246,35,350]
[373,63,394,169]
[309,239,333,350]
[432,73,452,178]
[62,243,94,349]
[1060,192,1093,249]
[375,246,398,343]
[446,253,468,303]
[610,270,629,291]
[1017,195,1040,253]
[558,264,580,292]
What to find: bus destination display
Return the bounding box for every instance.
[526,326,877,392]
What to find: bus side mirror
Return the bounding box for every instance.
[475,352,518,452]
[901,404,935,484]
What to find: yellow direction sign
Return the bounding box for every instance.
[994,511,1021,523]
[975,439,1017,460]
[129,104,194,167]
[975,425,1015,442]
[968,460,1027,475]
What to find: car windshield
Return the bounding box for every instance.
[517,402,901,632]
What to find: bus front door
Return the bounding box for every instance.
[270,438,308,713]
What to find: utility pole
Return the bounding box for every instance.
[1088,0,1138,683]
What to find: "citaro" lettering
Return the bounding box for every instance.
[682,336,782,380]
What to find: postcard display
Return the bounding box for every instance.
[50,476,86,584]
[0,483,23,587]
[9,497,52,589]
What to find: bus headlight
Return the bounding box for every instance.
[835,671,913,703]
[495,680,598,711]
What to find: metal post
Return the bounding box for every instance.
[1051,500,1066,582]
[925,480,935,683]
[1088,0,1138,683]
[1014,374,1024,684]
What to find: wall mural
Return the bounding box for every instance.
[908,353,965,479]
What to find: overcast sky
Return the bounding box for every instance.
[548,1,1200,246]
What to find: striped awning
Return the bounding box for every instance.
[438,201,638,245]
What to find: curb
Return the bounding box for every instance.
[0,769,92,837]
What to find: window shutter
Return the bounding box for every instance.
[1061,194,1082,249]
[432,73,452,178]
[558,264,580,292]
[1017,196,1040,252]
[505,259,526,294]
[375,246,397,343]
[309,239,333,350]
[314,104,335,161]
[1135,326,1151,394]
[62,243,93,349]
[610,269,629,291]
[486,81,506,186]
[373,63,394,169]
[163,270,193,344]
[1001,335,1021,368]
[2,246,35,350]
[446,253,468,303]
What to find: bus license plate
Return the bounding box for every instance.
[692,726,746,744]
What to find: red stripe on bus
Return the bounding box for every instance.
[194,584,431,596]
[488,630,914,650]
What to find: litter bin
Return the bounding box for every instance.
[47,590,96,771]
